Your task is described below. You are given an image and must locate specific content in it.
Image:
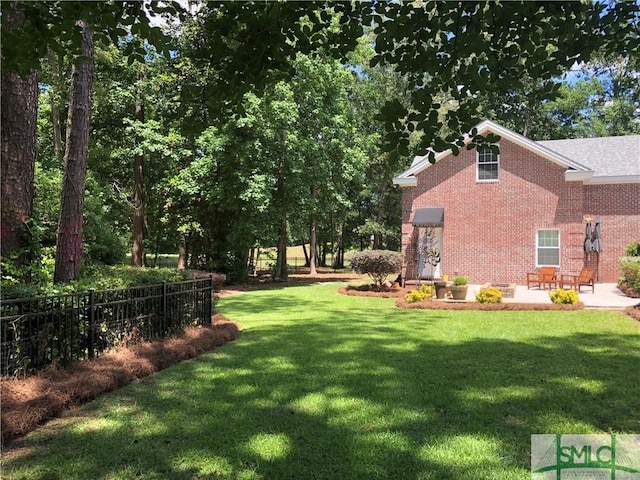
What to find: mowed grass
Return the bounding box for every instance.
[3,283,640,479]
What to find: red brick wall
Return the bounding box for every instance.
[400,137,640,284]
[583,183,640,282]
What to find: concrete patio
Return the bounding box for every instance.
[464,283,639,309]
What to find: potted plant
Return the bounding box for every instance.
[434,280,448,299]
[450,276,468,300]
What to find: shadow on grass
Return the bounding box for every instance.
[4,296,639,480]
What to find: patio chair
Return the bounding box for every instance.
[526,266,558,290]
[560,267,595,293]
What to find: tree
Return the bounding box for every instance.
[546,52,640,137]
[477,75,563,140]
[0,5,39,280]
[346,36,416,253]
[88,43,189,268]
[288,53,366,274]
[131,66,146,267]
[54,19,95,283]
[2,1,185,282]
[479,50,640,141]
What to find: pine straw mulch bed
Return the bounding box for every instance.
[340,284,586,310]
[395,298,585,310]
[1,315,240,448]
[625,304,640,321]
[618,282,640,298]
[617,283,640,321]
[339,284,406,298]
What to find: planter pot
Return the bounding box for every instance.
[449,285,468,300]
[434,281,447,299]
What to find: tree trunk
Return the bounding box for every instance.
[309,215,318,275]
[273,145,288,281]
[274,211,288,281]
[47,49,64,160]
[373,168,391,250]
[0,6,38,277]
[253,247,260,277]
[321,241,329,267]
[522,108,531,138]
[333,221,345,269]
[131,71,145,267]
[54,19,94,283]
[177,236,187,270]
[52,103,64,160]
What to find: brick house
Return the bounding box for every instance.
[393,120,640,285]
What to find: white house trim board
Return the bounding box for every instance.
[564,170,594,183]
[586,175,640,185]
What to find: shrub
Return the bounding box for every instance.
[348,250,403,288]
[550,288,579,305]
[453,276,468,286]
[625,240,640,257]
[475,287,503,303]
[0,265,193,300]
[619,256,640,293]
[404,284,432,303]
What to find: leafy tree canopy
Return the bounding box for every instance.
[363,1,639,158]
[1,0,185,74]
[176,1,640,158]
[5,1,638,155]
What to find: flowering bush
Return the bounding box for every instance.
[404,284,432,303]
[550,288,579,305]
[475,287,503,303]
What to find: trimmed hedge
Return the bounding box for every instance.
[348,250,403,288]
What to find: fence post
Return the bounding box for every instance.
[162,281,167,333]
[88,289,95,359]
[206,274,213,326]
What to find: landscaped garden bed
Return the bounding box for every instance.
[339,283,585,310]
[338,284,405,298]
[395,297,584,310]
[1,316,240,446]
[625,304,640,321]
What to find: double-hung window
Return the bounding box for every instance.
[477,146,499,181]
[537,230,560,266]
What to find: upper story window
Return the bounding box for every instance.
[477,146,499,181]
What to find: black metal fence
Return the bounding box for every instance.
[0,276,215,376]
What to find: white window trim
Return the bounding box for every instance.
[476,146,500,182]
[536,229,560,267]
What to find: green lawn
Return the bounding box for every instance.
[3,283,640,479]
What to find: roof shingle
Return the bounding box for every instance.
[538,136,640,178]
